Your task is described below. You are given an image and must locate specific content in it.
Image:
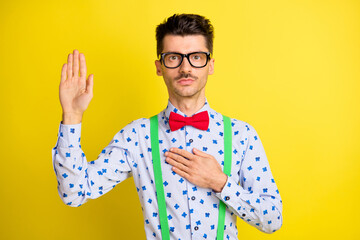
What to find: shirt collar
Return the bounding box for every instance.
[164,98,211,121]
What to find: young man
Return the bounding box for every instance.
[53,14,282,239]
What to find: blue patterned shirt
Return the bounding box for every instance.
[52,99,282,239]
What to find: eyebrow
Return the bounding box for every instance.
[162,50,208,54]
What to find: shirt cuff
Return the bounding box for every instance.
[56,122,82,148]
[214,176,247,217]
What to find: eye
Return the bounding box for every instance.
[191,54,203,61]
[167,55,179,61]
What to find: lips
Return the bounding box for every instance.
[177,78,194,85]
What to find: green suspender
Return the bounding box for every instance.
[150,114,232,240]
[216,115,232,240]
[150,115,170,240]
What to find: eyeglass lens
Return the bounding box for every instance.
[163,53,208,68]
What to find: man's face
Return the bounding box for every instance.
[155,35,214,100]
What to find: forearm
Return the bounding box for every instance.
[52,123,133,207]
[215,177,283,233]
[221,122,283,233]
[52,123,93,206]
[53,147,90,206]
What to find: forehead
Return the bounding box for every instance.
[162,35,208,53]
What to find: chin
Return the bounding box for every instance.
[174,89,199,98]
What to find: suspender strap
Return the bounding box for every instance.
[150,115,170,240]
[150,114,232,240]
[216,115,232,240]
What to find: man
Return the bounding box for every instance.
[53,14,282,239]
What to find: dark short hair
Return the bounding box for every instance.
[156,14,214,57]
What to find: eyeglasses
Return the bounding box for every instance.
[159,52,211,69]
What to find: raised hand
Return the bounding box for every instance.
[59,49,94,124]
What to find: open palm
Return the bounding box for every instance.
[59,49,93,122]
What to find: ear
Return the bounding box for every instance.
[208,58,215,75]
[155,60,163,76]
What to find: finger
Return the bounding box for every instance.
[169,148,195,160]
[166,157,190,173]
[166,152,191,166]
[86,74,94,95]
[67,53,73,78]
[79,53,87,78]
[192,148,210,157]
[73,49,79,78]
[61,63,67,82]
[172,166,191,179]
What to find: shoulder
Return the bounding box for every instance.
[106,117,150,148]
[226,116,261,140]
[117,117,150,135]
[209,109,259,136]
[230,117,254,131]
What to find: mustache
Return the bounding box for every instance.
[174,73,198,81]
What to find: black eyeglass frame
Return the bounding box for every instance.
[159,51,211,69]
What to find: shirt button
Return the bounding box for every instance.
[225,196,230,201]
[191,196,196,201]
[189,139,193,143]
[194,226,199,231]
[242,213,246,217]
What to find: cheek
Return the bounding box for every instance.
[198,70,209,82]
[162,72,171,83]
[162,72,175,88]
[163,70,178,81]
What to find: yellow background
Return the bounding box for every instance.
[0,0,359,239]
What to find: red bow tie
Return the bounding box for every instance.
[168,111,209,131]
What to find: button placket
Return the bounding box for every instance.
[185,126,201,238]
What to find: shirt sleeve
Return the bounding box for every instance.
[215,123,283,233]
[52,122,134,207]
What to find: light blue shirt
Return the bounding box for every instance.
[52,99,283,239]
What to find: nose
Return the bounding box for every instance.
[179,56,192,73]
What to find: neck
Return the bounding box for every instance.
[169,94,206,116]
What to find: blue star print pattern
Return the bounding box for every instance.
[52,99,282,239]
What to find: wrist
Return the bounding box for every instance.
[211,172,228,193]
[62,112,83,125]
